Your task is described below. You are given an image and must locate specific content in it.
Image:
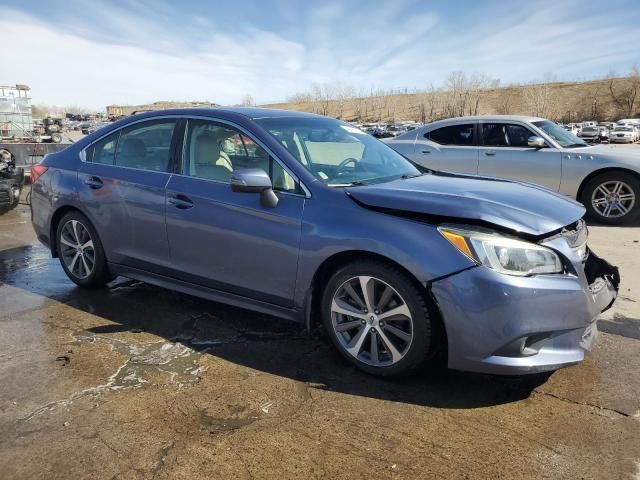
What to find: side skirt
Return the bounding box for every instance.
[109,263,304,323]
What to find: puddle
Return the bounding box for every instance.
[198,409,259,435]
[73,331,208,389]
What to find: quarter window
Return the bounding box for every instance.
[115,120,177,172]
[88,131,119,165]
[183,120,299,193]
[427,124,474,146]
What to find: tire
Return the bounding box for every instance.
[321,260,437,377]
[56,211,114,287]
[50,133,63,144]
[9,184,21,209]
[582,171,640,225]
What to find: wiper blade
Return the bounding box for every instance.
[328,180,367,187]
[565,143,588,148]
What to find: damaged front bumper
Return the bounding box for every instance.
[431,246,619,375]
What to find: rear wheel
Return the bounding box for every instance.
[321,260,437,377]
[582,172,640,225]
[56,211,114,287]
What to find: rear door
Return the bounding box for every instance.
[78,118,179,273]
[164,118,305,307]
[477,122,562,191]
[410,123,479,174]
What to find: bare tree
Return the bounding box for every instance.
[240,94,255,107]
[523,73,560,119]
[609,66,640,117]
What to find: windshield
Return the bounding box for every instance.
[255,117,421,186]
[532,120,588,148]
[615,127,632,131]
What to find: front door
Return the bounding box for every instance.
[165,118,304,307]
[477,122,562,191]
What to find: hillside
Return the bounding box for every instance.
[265,75,639,124]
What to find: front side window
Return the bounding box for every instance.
[255,117,421,186]
[482,123,537,148]
[427,124,474,146]
[115,120,177,171]
[183,120,298,193]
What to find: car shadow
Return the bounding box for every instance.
[0,244,550,410]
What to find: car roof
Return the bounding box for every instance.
[124,106,326,121]
[425,115,547,127]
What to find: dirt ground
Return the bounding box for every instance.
[0,184,639,480]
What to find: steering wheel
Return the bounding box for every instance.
[335,157,359,176]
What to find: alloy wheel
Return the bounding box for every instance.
[60,219,95,279]
[591,181,636,219]
[330,276,414,366]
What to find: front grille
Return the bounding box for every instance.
[0,191,10,203]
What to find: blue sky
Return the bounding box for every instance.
[2,0,639,108]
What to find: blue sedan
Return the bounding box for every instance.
[30,108,619,377]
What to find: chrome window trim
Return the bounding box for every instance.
[80,114,311,198]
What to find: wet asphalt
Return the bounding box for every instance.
[0,188,639,479]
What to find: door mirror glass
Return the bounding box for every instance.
[230,168,279,208]
[528,136,546,148]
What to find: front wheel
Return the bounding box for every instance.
[56,211,114,287]
[582,172,640,225]
[321,260,437,377]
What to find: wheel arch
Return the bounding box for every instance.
[49,205,86,258]
[304,249,447,354]
[577,167,640,202]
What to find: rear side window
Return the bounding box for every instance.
[427,124,474,146]
[115,120,177,172]
[88,131,119,165]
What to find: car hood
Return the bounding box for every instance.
[565,144,640,166]
[346,173,585,236]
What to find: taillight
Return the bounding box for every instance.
[30,165,48,183]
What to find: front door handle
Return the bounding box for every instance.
[168,193,194,209]
[85,176,103,189]
[421,150,431,154]
[483,151,496,156]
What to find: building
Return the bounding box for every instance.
[106,101,215,117]
[0,84,33,138]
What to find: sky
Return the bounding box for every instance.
[2,0,640,109]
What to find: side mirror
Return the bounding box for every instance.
[527,135,547,148]
[528,136,546,148]
[230,168,279,208]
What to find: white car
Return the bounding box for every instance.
[610,126,638,143]
[385,115,640,224]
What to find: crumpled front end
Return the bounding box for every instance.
[431,221,619,375]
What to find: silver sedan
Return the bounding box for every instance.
[386,115,640,224]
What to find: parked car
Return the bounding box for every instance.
[563,124,580,135]
[609,126,639,144]
[578,126,601,143]
[0,148,25,213]
[30,108,619,377]
[579,125,609,143]
[386,115,640,225]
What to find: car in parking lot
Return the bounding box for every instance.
[0,148,25,213]
[386,115,640,225]
[30,108,619,377]
[610,126,638,143]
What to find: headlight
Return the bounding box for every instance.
[439,226,563,276]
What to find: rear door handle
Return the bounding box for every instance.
[421,150,431,154]
[168,193,194,210]
[84,176,103,189]
[483,151,496,156]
